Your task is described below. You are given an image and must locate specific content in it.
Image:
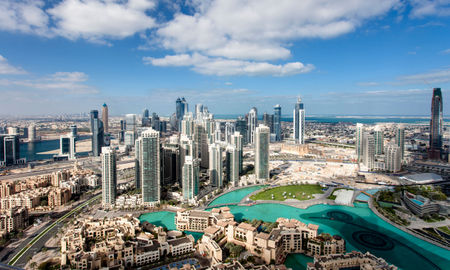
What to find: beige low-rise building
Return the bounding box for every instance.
[307,251,397,270]
[0,207,28,237]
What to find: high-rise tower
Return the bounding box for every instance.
[274,104,281,141]
[247,107,258,145]
[209,143,223,188]
[102,103,109,133]
[429,88,443,160]
[182,156,199,202]
[101,146,116,207]
[136,128,161,206]
[355,123,364,162]
[255,125,270,182]
[293,98,305,144]
[90,110,104,156]
[395,125,405,160]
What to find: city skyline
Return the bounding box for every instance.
[0,0,449,115]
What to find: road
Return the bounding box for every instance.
[7,194,101,268]
[0,159,133,181]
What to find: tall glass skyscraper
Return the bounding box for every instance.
[293,98,305,144]
[101,146,116,207]
[137,128,160,206]
[429,88,443,160]
[247,107,258,145]
[255,125,270,182]
[209,143,223,188]
[90,110,104,156]
[182,156,199,202]
[273,104,281,141]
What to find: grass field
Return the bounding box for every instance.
[250,184,324,201]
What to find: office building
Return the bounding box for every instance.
[255,125,270,182]
[214,122,221,142]
[209,143,223,188]
[225,122,235,144]
[28,124,37,142]
[274,104,282,141]
[70,125,77,137]
[293,97,305,144]
[395,125,405,160]
[231,131,243,174]
[195,104,203,120]
[385,144,402,173]
[2,135,20,166]
[90,110,104,156]
[355,123,364,162]
[263,112,274,133]
[181,112,195,138]
[152,113,160,132]
[136,129,160,206]
[142,108,150,126]
[102,103,109,133]
[162,140,180,186]
[7,127,18,135]
[59,134,76,160]
[235,117,248,145]
[363,132,375,171]
[247,107,258,145]
[429,88,443,160]
[226,145,240,187]
[374,125,384,155]
[101,147,117,207]
[182,156,199,202]
[125,114,137,146]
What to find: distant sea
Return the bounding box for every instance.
[214,114,444,124]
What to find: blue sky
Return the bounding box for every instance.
[0,0,449,116]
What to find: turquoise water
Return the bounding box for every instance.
[139,211,203,242]
[208,185,265,206]
[412,199,424,205]
[356,193,370,202]
[140,203,450,270]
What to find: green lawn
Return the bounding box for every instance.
[250,184,324,201]
[437,226,450,235]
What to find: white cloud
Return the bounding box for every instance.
[398,68,450,84]
[441,48,450,54]
[0,71,99,94]
[409,0,450,18]
[156,0,399,62]
[48,0,157,42]
[0,55,27,75]
[144,53,314,76]
[0,0,50,36]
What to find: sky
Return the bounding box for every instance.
[0,0,449,117]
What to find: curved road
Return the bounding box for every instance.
[6,194,101,268]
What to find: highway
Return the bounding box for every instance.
[7,194,101,268]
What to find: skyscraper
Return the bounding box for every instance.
[363,132,375,171]
[142,108,150,126]
[226,145,240,187]
[395,125,405,160]
[355,123,364,162]
[293,97,305,144]
[385,144,402,173]
[195,104,203,120]
[225,122,235,143]
[263,113,274,133]
[235,117,248,145]
[137,128,160,206]
[182,156,199,202]
[28,124,37,142]
[101,146,116,207]
[374,125,384,155]
[255,125,270,182]
[102,103,109,133]
[152,113,160,132]
[125,114,137,146]
[2,135,20,166]
[274,104,282,141]
[209,143,223,188]
[90,110,104,156]
[59,134,76,160]
[429,88,443,160]
[231,131,243,174]
[247,107,258,145]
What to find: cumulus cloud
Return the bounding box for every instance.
[0,0,49,36]
[0,55,27,75]
[48,0,157,42]
[143,53,314,76]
